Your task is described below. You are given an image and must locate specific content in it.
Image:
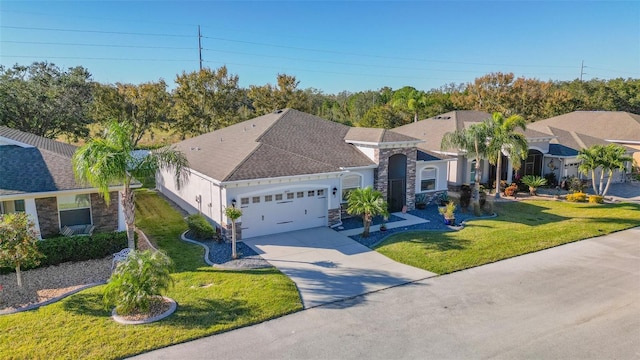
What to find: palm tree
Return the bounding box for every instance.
[578,145,604,195]
[483,112,528,198]
[441,123,491,216]
[600,144,633,197]
[346,187,389,238]
[73,121,189,249]
[392,89,429,123]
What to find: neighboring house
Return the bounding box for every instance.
[0,126,128,238]
[527,111,639,183]
[157,109,449,239]
[393,110,638,190]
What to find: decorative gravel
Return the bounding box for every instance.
[348,204,492,248]
[337,214,404,230]
[184,231,272,269]
[0,257,112,313]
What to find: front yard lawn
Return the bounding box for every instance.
[376,200,640,275]
[0,190,302,359]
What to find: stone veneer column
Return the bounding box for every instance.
[35,197,59,238]
[328,208,341,226]
[374,146,418,211]
[91,192,119,233]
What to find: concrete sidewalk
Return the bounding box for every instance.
[243,227,436,308]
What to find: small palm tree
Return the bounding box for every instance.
[579,144,633,197]
[578,145,603,196]
[521,175,547,195]
[103,250,174,315]
[73,121,189,249]
[346,187,389,238]
[224,205,243,259]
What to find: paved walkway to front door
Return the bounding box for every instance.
[243,227,436,308]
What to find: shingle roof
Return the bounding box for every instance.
[174,109,376,182]
[0,127,95,196]
[527,111,640,143]
[344,127,421,143]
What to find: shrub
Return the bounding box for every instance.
[104,250,174,315]
[566,192,587,202]
[459,185,471,209]
[186,214,215,240]
[588,195,604,204]
[544,172,558,187]
[504,183,518,197]
[0,231,128,274]
[568,177,586,193]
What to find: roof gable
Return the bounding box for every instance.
[528,111,640,143]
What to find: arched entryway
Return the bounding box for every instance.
[388,154,407,212]
[517,149,543,177]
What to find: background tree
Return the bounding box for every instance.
[391,86,429,123]
[0,62,93,139]
[248,74,310,115]
[359,105,407,128]
[91,80,171,147]
[171,66,247,137]
[483,112,528,198]
[0,212,43,288]
[346,187,389,238]
[73,121,190,249]
[224,206,243,259]
[441,123,491,215]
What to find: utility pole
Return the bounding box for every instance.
[580,60,586,81]
[198,25,203,71]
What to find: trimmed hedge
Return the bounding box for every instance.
[566,192,587,202]
[588,195,604,204]
[186,214,216,240]
[0,231,128,274]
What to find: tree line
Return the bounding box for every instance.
[1,62,638,146]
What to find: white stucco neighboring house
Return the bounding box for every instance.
[0,126,129,239]
[157,109,450,240]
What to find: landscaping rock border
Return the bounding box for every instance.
[111,296,177,325]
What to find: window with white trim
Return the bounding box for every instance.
[58,194,91,228]
[420,167,437,192]
[342,174,362,202]
[0,200,25,214]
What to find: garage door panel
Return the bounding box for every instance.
[240,189,328,239]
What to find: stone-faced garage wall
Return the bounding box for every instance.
[91,192,118,232]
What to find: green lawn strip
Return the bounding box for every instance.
[375,200,640,275]
[0,189,302,359]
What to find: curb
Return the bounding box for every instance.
[111,296,177,325]
[180,231,215,266]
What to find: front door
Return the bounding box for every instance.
[388,179,405,212]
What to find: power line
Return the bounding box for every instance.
[0,25,193,38]
[1,40,197,50]
[2,55,193,62]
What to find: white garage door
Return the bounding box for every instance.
[239,188,328,239]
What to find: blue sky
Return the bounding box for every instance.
[1,1,638,93]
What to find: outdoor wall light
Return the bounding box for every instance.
[332,187,337,196]
[231,199,237,207]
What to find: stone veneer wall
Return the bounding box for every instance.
[35,197,59,238]
[91,192,119,232]
[328,208,341,226]
[374,147,418,211]
[417,190,447,205]
[223,222,242,241]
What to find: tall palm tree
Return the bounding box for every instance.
[346,187,388,238]
[392,90,429,123]
[577,145,603,195]
[73,121,189,249]
[483,112,528,198]
[441,123,491,216]
[600,144,633,197]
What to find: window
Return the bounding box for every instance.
[252,196,260,204]
[317,189,325,196]
[420,168,437,192]
[0,200,25,214]
[264,195,273,202]
[342,175,361,202]
[275,194,283,201]
[241,198,249,205]
[287,193,294,200]
[58,194,91,228]
[308,190,315,197]
[297,191,304,198]
[469,161,477,183]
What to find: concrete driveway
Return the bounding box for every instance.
[133,227,640,360]
[242,227,435,308]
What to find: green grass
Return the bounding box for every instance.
[376,200,640,275]
[0,189,302,359]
